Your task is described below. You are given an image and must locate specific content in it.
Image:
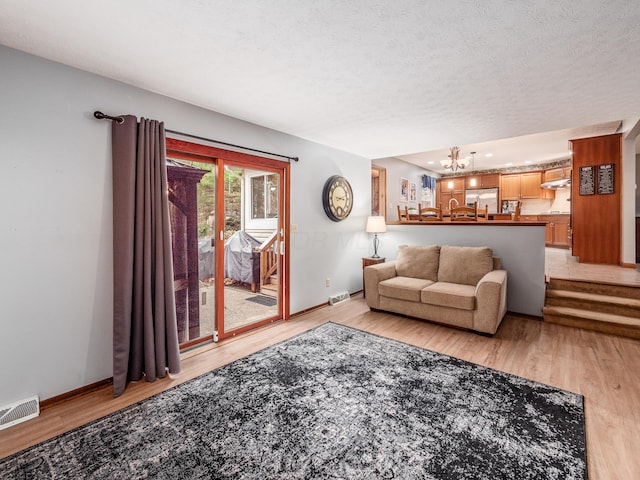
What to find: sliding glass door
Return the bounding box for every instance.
[166,158,216,347]
[166,138,289,348]
[220,165,282,336]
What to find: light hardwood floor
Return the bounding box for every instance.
[545,246,640,285]
[1,296,639,479]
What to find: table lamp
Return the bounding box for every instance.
[366,216,387,258]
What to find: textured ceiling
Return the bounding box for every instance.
[1,0,639,171]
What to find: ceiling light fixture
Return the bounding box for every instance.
[440,146,471,172]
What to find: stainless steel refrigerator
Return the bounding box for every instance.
[465,188,499,213]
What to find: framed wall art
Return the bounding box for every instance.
[400,177,409,202]
[597,163,614,194]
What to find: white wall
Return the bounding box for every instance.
[636,154,640,216]
[0,46,372,405]
[622,119,640,265]
[373,157,436,221]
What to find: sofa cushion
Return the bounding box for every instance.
[421,282,476,310]
[379,276,435,302]
[437,245,493,286]
[395,245,440,281]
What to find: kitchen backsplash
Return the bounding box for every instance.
[521,188,571,214]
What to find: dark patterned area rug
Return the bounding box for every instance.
[1,322,587,479]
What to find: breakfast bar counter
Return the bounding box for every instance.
[388,220,547,226]
[377,221,546,317]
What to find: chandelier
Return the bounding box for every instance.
[440,147,473,172]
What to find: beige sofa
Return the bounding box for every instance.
[364,245,507,335]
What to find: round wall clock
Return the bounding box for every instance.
[322,175,354,222]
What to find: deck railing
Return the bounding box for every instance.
[257,231,278,287]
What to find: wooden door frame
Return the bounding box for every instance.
[371,165,387,220]
[166,138,291,343]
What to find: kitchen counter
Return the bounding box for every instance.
[393,212,569,225]
[389,220,546,226]
[524,212,570,216]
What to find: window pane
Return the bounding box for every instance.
[266,174,278,218]
[252,176,265,219]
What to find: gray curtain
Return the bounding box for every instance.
[112,115,181,397]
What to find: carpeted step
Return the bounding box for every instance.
[545,289,640,318]
[546,278,640,299]
[543,305,640,340]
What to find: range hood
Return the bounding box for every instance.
[541,178,571,189]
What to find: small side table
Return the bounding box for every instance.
[362,257,385,298]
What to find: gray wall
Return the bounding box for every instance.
[0,45,547,409]
[0,46,372,406]
[375,224,547,317]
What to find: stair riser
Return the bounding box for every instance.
[545,297,640,318]
[259,285,278,298]
[546,279,640,299]
[544,313,640,340]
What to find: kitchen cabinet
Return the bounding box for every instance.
[544,222,554,244]
[554,221,571,247]
[500,172,550,200]
[465,173,500,189]
[500,175,521,200]
[538,214,571,248]
[520,172,543,198]
[544,167,571,182]
[437,178,465,212]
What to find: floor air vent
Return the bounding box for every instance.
[329,291,350,305]
[0,396,40,431]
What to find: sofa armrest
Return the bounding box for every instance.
[473,269,508,334]
[364,261,397,308]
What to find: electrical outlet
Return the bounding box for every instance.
[291,223,298,233]
[325,278,331,287]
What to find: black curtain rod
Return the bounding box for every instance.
[93,111,299,162]
[94,110,125,124]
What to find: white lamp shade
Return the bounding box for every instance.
[366,216,387,233]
